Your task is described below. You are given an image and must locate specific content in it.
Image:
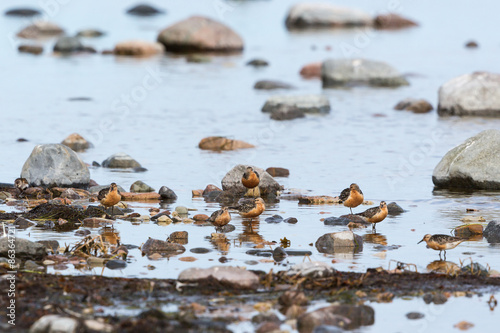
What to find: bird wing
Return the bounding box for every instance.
[208,210,222,222]
[356,206,378,218]
[339,188,350,202]
[254,170,260,179]
[97,187,110,200]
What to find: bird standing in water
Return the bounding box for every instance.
[339,183,364,214]
[355,201,388,231]
[14,178,29,198]
[98,183,121,213]
[242,166,260,197]
[418,234,465,260]
[230,197,266,218]
[208,207,231,232]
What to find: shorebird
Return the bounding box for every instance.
[14,178,29,198]
[242,166,260,197]
[230,197,266,218]
[418,234,465,260]
[355,201,388,231]
[208,207,231,232]
[339,183,364,214]
[98,183,121,213]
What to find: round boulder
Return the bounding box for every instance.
[157,16,243,53]
[438,72,500,117]
[102,153,142,169]
[322,58,409,88]
[21,144,90,188]
[315,230,363,254]
[221,164,283,196]
[432,129,500,190]
[285,3,372,29]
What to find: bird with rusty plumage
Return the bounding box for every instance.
[418,234,465,260]
[355,201,388,231]
[208,207,231,232]
[98,183,121,212]
[339,183,364,214]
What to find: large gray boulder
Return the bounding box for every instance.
[221,164,283,196]
[432,130,500,189]
[178,266,259,290]
[0,237,46,260]
[438,72,500,117]
[285,3,372,29]
[21,144,90,188]
[315,230,363,254]
[157,16,243,53]
[262,95,330,114]
[322,58,409,88]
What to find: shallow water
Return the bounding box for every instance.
[1,0,500,330]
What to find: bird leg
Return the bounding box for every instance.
[349,207,353,215]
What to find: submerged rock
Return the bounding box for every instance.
[221,164,283,196]
[315,230,363,253]
[17,21,64,39]
[126,4,165,16]
[178,266,259,290]
[432,130,500,190]
[298,304,375,331]
[61,133,92,152]
[157,16,243,53]
[114,40,164,57]
[262,95,330,114]
[322,58,409,88]
[285,3,372,29]
[254,80,294,90]
[438,72,500,117]
[394,98,433,114]
[102,153,142,169]
[198,136,254,151]
[21,144,90,188]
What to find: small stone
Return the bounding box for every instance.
[266,167,290,177]
[465,40,478,48]
[406,312,424,320]
[169,231,188,243]
[141,238,185,256]
[279,290,308,307]
[198,136,254,151]
[15,217,35,229]
[374,13,418,29]
[175,206,188,215]
[270,104,306,121]
[265,214,283,223]
[18,44,43,55]
[387,202,405,215]
[287,261,336,278]
[30,315,79,333]
[484,220,500,243]
[256,322,280,333]
[5,8,41,17]
[126,4,165,16]
[75,229,91,236]
[114,40,164,57]
[254,80,294,90]
[262,95,330,114]
[76,29,105,38]
[454,224,483,238]
[53,36,84,54]
[193,214,209,221]
[394,98,433,114]
[102,153,142,169]
[178,266,259,290]
[24,260,45,272]
[190,247,212,254]
[273,246,287,261]
[17,21,64,39]
[315,230,364,254]
[284,217,298,224]
[300,62,322,78]
[130,180,155,193]
[247,58,269,67]
[106,260,127,269]
[423,292,448,305]
[158,186,177,200]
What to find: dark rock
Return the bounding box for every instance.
[36,240,59,252]
[272,247,287,261]
[17,138,28,142]
[53,36,84,54]
[246,250,272,257]
[157,16,243,53]
[262,95,330,114]
[433,130,500,190]
[423,292,448,305]
[254,80,294,90]
[387,202,405,215]
[322,58,409,88]
[438,72,500,117]
[21,144,90,188]
[461,262,489,276]
[133,167,148,172]
[106,259,127,270]
[316,231,363,254]
[284,217,298,224]
[0,237,46,260]
[406,312,425,320]
[190,247,212,254]
[18,44,43,55]
[15,217,35,229]
[285,3,372,29]
[270,104,306,120]
[158,186,177,200]
[266,167,290,177]
[465,40,478,48]
[102,153,142,169]
[17,22,64,39]
[169,231,188,244]
[374,13,418,29]
[484,220,500,243]
[219,224,236,233]
[5,8,40,17]
[298,304,374,331]
[24,260,45,272]
[323,216,351,226]
[312,325,344,333]
[130,180,155,193]
[141,238,185,256]
[178,266,259,290]
[126,4,165,16]
[394,98,433,114]
[76,29,105,38]
[265,214,283,223]
[61,133,92,152]
[221,164,283,196]
[75,229,91,236]
[247,58,269,67]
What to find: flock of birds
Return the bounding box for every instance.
[12,169,466,260]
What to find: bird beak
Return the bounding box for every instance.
[417,238,424,244]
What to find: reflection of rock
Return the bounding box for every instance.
[426,260,460,274]
[316,231,363,254]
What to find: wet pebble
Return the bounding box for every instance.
[254,80,295,90]
[106,260,127,270]
[126,4,164,16]
[53,36,84,54]
[279,290,308,308]
[190,247,212,254]
[265,214,283,223]
[219,224,236,233]
[284,217,298,224]
[245,260,259,265]
[169,231,188,244]
[5,8,40,17]
[193,214,209,221]
[76,29,105,38]
[406,312,425,320]
[465,40,478,48]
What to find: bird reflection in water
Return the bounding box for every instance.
[238,218,265,245]
[209,233,230,253]
[426,260,461,274]
[363,232,387,246]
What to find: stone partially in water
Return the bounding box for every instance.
[221,164,283,196]
[178,266,259,290]
[18,44,43,55]
[270,104,306,121]
[5,8,41,17]
[114,40,164,57]
[287,261,336,278]
[254,80,294,90]
[374,13,418,29]
[394,98,433,114]
[387,202,405,215]
[17,21,64,39]
[198,136,254,151]
[126,4,165,16]
[285,3,372,29]
[158,186,177,200]
[0,237,46,260]
[315,230,363,254]
[61,133,92,152]
[102,153,142,169]
[300,62,322,78]
[484,220,500,243]
[246,58,269,67]
[21,144,90,188]
[130,180,155,193]
[53,36,84,54]
[262,95,330,114]
[406,312,425,320]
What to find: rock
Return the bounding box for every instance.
[0,237,45,260]
[157,16,243,53]
[284,217,298,224]
[265,215,283,223]
[454,224,483,238]
[247,58,269,67]
[18,44,43,55]
[193,214,209,221]
[461,262,489,276]
[252,313,281,325]
[298,304,374,332]
[323,216,350,226]
[484,220,500,243]
[158,186,177,200]
[61,133,92,152]
[270,104,306,121]
[203,184,222,196]
[21,144,90,188]
[285,3,372,29]
[279,290,308,307]
[266,167,290,178]
[175,206,188,215]
[53,36,84,53]
[312,325,344,333]
[315,231,363,254]
[24,260,45,272]
[432,130,500,189]
[37,240,59,252]
[186,54,211,63]
[130,180,155,193]
[5,8,40,17]
[254,80,294,90]
[394,98,433,114]
[169,231,188,244]
[15,217,35,229]
[374,13,418,29]
[114,40,164,57]
[423,292,448,305]
[300,62,322,78]
[406,312,425,320]
[465,40,478,48]
[29,315,79,333]
[190,247,212,254]
[272,247,287,261]
[298,195,341,205]
[438,72,500,116]
[178,266,259,290]
[106,260,127,269]
[141,238,185,256]
[102,152,142,169]
[287,261,336,278]
[262,95,330,114]
[198,136,254,151]
[17,21,64,39]
[387,202,405,215]
[126,4,164,16]
[76,29,105,38]
[322,58,409,88]
[221,164,283,196]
